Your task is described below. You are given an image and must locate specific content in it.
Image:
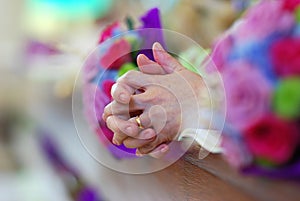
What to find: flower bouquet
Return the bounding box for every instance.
[211,0,300,179]
[82,8,166,159]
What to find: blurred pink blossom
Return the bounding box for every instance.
[222,61,272,130]
[234,0,295,42]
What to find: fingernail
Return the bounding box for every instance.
[153,42,164,51]
[138,54,147,62]
[161,145,169,153]
[125,126,133,134]
[119,93,127,102]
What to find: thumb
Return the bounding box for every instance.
[152,42,184,73]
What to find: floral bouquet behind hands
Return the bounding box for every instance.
[211,0,300,179]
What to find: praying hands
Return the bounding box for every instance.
[103,42,207,158]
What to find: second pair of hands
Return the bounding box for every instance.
[102,42,205,158]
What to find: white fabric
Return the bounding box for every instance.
[179,128,223,154]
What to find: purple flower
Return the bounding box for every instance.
[138,8,166,60]
[242,159,300,180]
[40,133,78,176]
[77,187,104,201]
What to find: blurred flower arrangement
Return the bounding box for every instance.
[211,0,300,179]
[82,8,166,158]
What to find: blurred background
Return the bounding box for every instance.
[0,0,247,200]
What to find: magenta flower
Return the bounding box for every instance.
[244,115,299,165]
[100,39,132,70]
[222,61,272,130]
[282,0,300,11]
[98,22,121,43]
[271,37,300,77]
[95,127,113,145]
[102,80,115,100]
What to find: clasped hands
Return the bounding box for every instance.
[102,42,205,158]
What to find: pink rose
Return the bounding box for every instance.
[244,115,299,165]
[222,61,272,130]
[271,37,300,77]
[234,1,295,42]
[100,39,132,70]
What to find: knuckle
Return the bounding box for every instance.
[123,139,133,149]
[104,104,112,115]
[111,102,125,115]
[136,92,155,105]
[114,133,126,142]
[111,83,118,97]
[107,117,122,133]
[106,117,116,130]
[146,89,161,104]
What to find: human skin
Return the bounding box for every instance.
[103,42,206,157]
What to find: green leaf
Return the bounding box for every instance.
[273,77,300,119]
[118,63,138,78]
[296,6,300,23]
